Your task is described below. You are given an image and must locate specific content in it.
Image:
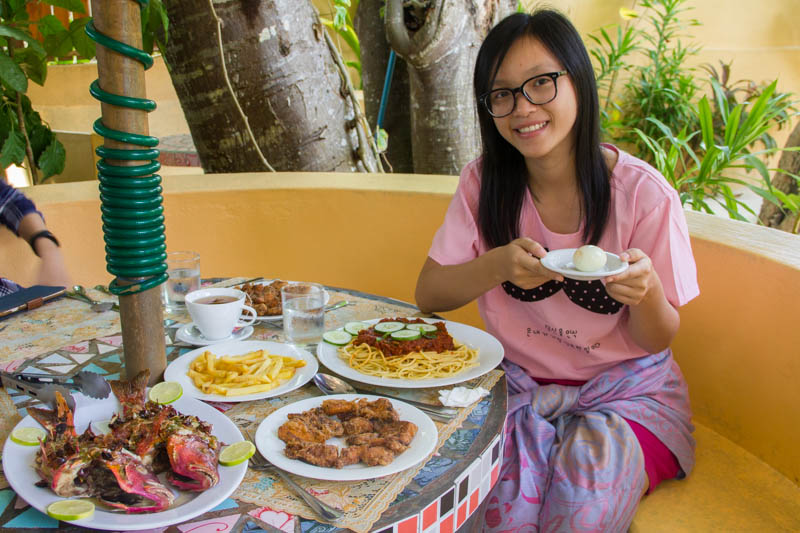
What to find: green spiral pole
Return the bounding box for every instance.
[86,0,167,383]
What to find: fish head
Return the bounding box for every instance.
[28,391,77,440]
[47,453,93,497]
[166,430,220,491]
[94,449,175,513]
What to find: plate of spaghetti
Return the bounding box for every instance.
[316,317,504,388]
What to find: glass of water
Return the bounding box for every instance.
[162,251,201,313]
[281,283,325,346]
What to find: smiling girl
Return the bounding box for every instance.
[415,10,698,532]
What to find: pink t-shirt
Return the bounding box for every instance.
[428,145,699,380]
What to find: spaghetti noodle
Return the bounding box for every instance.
[338,318,480,379]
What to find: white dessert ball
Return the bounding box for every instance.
[573,245,607,272]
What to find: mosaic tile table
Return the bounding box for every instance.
[0,279,506,533]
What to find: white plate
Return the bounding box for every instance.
[3,392,246,531]
[175,323,254,346]
[541,248,629,281]
[316,318,504,388]
[239,280,330,322]
[164,340,318,403]
[255,394,438,481]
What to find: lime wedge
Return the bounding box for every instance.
[148,381,183,404]
[46,499,95,521]
[10,427,47,446]
[219,440,255,466]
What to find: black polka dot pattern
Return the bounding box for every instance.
[502,278,624,315]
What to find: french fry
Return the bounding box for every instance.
[187,349,303,396]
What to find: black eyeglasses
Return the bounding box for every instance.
[479,70,568,118]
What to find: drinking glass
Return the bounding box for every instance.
[161,251,201,312]
[281,283,325,346]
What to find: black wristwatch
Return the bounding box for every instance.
[28,230,60,257]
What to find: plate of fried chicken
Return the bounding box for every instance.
[236,280,330,321]
[254,394,438,481]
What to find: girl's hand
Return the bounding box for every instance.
[497,237,564,289]
[604,248,658,306]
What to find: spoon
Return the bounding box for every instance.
[313,373,457,421]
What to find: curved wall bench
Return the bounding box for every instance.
[2,173,799,531]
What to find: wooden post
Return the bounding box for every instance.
[91,0,166,385]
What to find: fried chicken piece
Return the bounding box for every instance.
[321,399,358,418]
[361,445,395,466]
[355,398,399,422]
[346,432,379,446]
[287,408,343,439]
[336,446,365,468]
[374,420,418,446]
[278,419,327,445]
[343,416,374,436]
[285,443,340,467]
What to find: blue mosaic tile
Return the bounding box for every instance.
[242,520,268,533]
[300,519,339,533]
[467,399,491,425]
[101,353,121,364]
[105,372,120,381]
[10,394,29,404]
[82,363,107,375]
[210,497,238,512]
[4,507,59,528]
[0,489,15,516]
[391,487,419,505]
[413,455,456,487]
[253,474,275,491]
[444,428,480,454]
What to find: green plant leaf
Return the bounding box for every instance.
[69,17,95,58]
[43,30,73,58]
[0,52,27,93]
[28,124,52,160]
[42,0,86,13]
[37,14,66,37]
[376,127,388,153]
[37,137,65,179]
[0,130,26,168]
[15,48,47,86]
[0,25,46,57]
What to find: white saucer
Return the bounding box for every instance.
[175,323,254,346]
[541,248,629,281]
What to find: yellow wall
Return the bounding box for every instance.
[528,0,800,150]
[2,173,799,486]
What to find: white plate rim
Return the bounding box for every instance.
[3,391,246,531]
[164,340,319,403]
[175,323,254,346]
[236,280,330,322]
[316,318,504,388]
[541,248,629,281]
[254,393,438,481]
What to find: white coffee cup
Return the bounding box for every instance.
[185,288,257,340]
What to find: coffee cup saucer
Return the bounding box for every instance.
[176,323,254,346]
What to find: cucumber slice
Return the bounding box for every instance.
[344,321,369,335]
[390,329,421,341]
[374,321,406,333]
[405,323,438,333]
[322,330,353,346]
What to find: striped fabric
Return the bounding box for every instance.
[1,181,41,295]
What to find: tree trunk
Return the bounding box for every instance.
[162,0,379,173]
[355,0,413,173]
[758,122,800,233]
[385,0,516,175]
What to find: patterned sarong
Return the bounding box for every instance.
[484,350,695,532]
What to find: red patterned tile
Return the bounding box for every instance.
[248,506,295,532]
[397,514,419,533]
[422,500,438,530]
[469,488,479,515]
[177,513,240,532]
[456,501,468,529]
[439,512,454,533]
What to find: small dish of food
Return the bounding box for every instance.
[236,280,330,321]
[541,246,629,281]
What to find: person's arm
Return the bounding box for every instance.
[604,248,679,353]
[415,237,563,313]
[16,212,71,287]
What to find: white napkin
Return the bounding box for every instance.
[438,386,490,407]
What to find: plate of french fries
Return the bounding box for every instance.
[164,340,318,402]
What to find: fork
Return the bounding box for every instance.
[243,428,343,521]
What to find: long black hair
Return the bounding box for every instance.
[474,10,610,248]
